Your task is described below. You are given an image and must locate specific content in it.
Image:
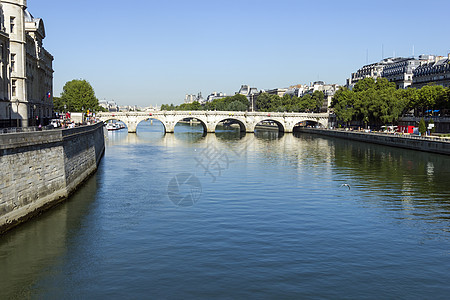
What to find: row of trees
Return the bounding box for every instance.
[256,91,325,112]
[160,94,250,111]
[331,77,450,127]
[160,91,327,113]
[53,79,105,113]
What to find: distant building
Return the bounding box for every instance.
[381,57,423,89]
[99,100,119,112]
[144,105,158,111]
[119,105,140,112]
[412,54,450,88]
[184,92,203,104]
[346,60,388,89]
[184,94,196,104]
[266,88,288,97]
[347,55,437,90]
[0,0,54,128]
[309,82,340,112]
[206,91,227,103]
[285,84,308,98]
[285,82,340,112]
[237,85,259,112]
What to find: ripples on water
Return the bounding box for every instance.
[1,120,450,299]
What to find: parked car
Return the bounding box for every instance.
[50,119,61,128]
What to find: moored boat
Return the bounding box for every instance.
[106,123,123,131]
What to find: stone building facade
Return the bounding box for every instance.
[285,82,340,112]
[0,0,53,128]
[381,57,422,89]
[346,60,388,89]
[347,55,447,90]
[412,54,450,89]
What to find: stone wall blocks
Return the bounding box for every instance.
[0,123,105,234]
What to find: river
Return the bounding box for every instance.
[1,120,450,299]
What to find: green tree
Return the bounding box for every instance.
[375,77,396,90]
[53,96,65,112]
[60,79,99,112]
[416,85,446,115]
[311,91,325,112]
[394,87,417,114]
[418,118,427,135]
[305,94,317,111]
[353,77,376,92]
[256,93,272,111]
[227,100,247,111]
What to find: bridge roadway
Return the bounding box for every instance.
[97,111,331,133]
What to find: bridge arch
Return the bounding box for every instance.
[293,118,327,130]
[214,117,247,132]
[253,118,285,133]
[171,115,208,133]
[102,117,128,128]
[136,117,167,133]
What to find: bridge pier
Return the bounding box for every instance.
[206,123,215,133]
[165,122,175,133]
[127,121,138,133]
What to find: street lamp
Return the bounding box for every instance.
[7,103,11,127]
[15,99,20,127]
[33,105,37,126]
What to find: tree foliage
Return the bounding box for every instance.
[331,77,450,128]
[418,118,427,135]
[53,96,65,112]
[60,79,99,112]
[255,91,324,112]
[161,94,250,111]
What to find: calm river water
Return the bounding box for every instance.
[1,121,450,299]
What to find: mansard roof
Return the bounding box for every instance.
[24,9,34,22]
[24,9,46,39]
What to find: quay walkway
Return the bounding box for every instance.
[299,128,450,155]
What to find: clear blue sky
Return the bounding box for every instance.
[27,0,450,106]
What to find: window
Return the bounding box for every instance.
[10,17,15,34]
[12,80,16,97]
[11,54,15,72]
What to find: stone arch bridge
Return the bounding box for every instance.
[97,111,331,133]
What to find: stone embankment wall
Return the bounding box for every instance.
[299,128,450,155]
[0,123,105,233]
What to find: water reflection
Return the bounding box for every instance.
[105,122,450,228]
[323,134,450,227]
[215,124,246,141]
[0,173,99,299]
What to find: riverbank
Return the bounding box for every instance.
[0,122,105,234]
[298,128,450,155]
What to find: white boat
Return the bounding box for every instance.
[106,123,123,131]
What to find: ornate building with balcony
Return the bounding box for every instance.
[381,57,422,89]
[412,55,450,89]
[0,0,53,128]
[346,60,388,89]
